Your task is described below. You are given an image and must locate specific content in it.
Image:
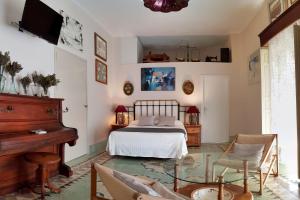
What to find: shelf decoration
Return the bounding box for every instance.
[143,51,170,63]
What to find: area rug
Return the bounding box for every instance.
[1,149,299,200]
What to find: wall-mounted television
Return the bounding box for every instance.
[20,0,63,45]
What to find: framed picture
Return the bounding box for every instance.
[59,10,84,52]
[248,49,261,85]
[95,59,107,84]
[94,33,107,61]
[269,0,285,21]
[141,67,175,91]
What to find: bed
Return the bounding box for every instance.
[106,100,188,159]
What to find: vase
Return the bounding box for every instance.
[42,87,49,97]
[6,76,18,94]
[30,84,40,96]
[22,85,29,95]
[0,74,6,93]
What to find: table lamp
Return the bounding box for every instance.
[115,105,127,125]
[187,106,199,125]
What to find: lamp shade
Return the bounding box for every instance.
[187,106,199,113]
[143,0,189,13]
[115,105,127,113]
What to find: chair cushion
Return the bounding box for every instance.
[233,143,264,164]
[216,143,265,169]
[113,171,161,197]
[138,116,156,126]
[157,116,176,126]
[152,182,187,200]
[233,143,265,157]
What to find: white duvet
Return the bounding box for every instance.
[106,120,188,159]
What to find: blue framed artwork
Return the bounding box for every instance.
[141,67,175,91]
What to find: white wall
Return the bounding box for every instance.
[114,1,269,137]
[113,62,232,125]
[229,1,269,135]
[120,37,139,64]
[0,0,116,152]
[0,0,54,79]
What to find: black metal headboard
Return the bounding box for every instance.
[123,100,196,124]
[133,100,180,120]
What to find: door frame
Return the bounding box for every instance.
[294,25,300,179]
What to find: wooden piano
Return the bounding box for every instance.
[0,94,78,195]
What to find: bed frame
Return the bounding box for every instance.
[123,99,195,124]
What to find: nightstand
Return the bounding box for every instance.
[184,124,201,147]
[111,124,127,131]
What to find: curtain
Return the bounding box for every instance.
[266,25,297,177]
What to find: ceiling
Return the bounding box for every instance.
[72,0,265,37]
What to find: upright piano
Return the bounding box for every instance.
[0,94,78,195]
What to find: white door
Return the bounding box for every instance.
[201,75,229,143]
[54,48,88,161]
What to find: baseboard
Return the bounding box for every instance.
[89,140,107,157]
[66,140,107,166]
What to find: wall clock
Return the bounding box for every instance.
[123,82,134,96]
[182,80,194,95]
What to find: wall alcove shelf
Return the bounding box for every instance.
[259,0,300,46]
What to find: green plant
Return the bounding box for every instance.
[20,75,32,94]
[0,51,10,91]
[31,71,40,86]
[0,51,10,68]
[37,74,60,96]
[4,61,23,81]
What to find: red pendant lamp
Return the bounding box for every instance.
[143,0,189,13]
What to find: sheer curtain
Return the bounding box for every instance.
[263,25,297,178]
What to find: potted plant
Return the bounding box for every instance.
[4,61,23,94]
[37,74,60,96]
[19,75,32,95]
[0,51,10,92]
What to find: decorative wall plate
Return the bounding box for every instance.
[182,80,194,95]
[123,82,134,96]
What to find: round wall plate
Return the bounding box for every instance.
[182,80,194,95]
[123,81,134,96]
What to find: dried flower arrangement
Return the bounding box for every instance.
[37,74,60,96]
[31,71,40,86]
[20,75,32,94]
[0,51,11,91]
[5,62,23,81]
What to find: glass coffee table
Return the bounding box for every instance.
[163,152,253,200]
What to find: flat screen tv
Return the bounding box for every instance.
[20,0,63,45]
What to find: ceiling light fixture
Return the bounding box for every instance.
[143,0,189,13]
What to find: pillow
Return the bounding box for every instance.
[157,116,176,126]
[137,116,156,126]
[231,143,265,163]
[152,182,186,200]
[113,171,161,197]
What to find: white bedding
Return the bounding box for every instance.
[106,120,188,159]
